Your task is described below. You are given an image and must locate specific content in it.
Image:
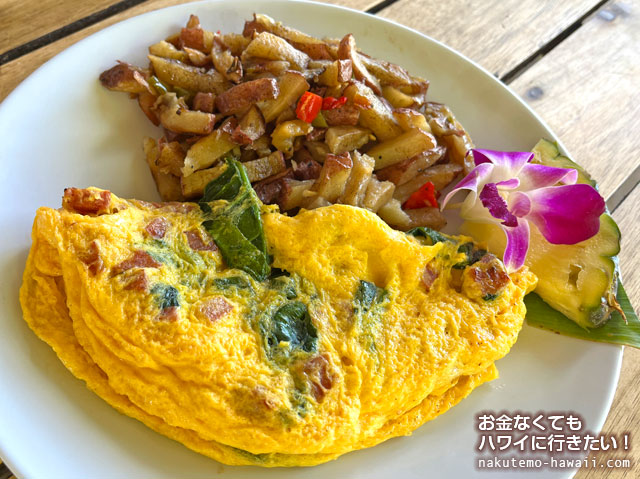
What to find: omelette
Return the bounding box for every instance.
[20,160,536,467]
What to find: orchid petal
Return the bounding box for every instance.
[441,162,493,209]
[479,183,518,226]
[518,162,579,190]
[509,191,531,217]
[496,178,520,189]
[519,184,605,244]
[472,149,533,175]
[502,220,530,273]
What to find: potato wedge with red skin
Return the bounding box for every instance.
[100,62,151,94]
[155,93,216,135]
[148,55,227,94]
[215,78,279,115]
[311,152,353,202]
[338,34,380,94]
[232,105,266,145]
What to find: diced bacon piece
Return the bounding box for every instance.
[293,158,322,180]
[112,250,161,275]
[184,230,217,251]
[198,296,233,323]
[464,254,510,299]
[63,188,112,215]
[157,306,179,322]
[80,240,104,275]
[124,270,148,291]
[301,354,334,402]
[145,217,169,239]
[422,262,439,292]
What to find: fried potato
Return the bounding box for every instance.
[243,32,311,71]
[304,140,331,164]
[148,41,189,62]
[325,126,371,155]
[278,178,315,210]
[181,163,226,199]
[232,105,266,145]
[368,128,437,170]
[211,38,243,83]
[377,198,411,229]
[362,177,395,213]
[338,34,380,94]
[156,139,185,177]
[393,108,431,132]
[258,71,309,123]
[156,93,216,135]
[338,151,374,206]
[215,77,278,115]
[149,55,227,93]
[317,59,352,87]
[393,163,463,203]
[311,152,353,202]
[404,207,447,231]
[243,151,286,182]
[99,62,151,94]
[182,129,236,176]
[143,137,184,201]
[375,146,445,185]
[343,82,402,141]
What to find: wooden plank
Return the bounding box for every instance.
[378,0,601,77]
[0,0,375,102]
[0,0,121,54]
[575,182,640,479]
[510,1,640,200]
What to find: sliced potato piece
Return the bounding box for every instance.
[323,105,360,126]
[362,177,395,213]
[338,34,380,94]
[232,105,266,145]
[215,77,278,115]
[279,178,315,210]
[156,139,185,177]
[382,86,415,108]
[143,137,184,201]
[181,129,236,176]
[343,82,402,141]
[338,151,375,206]
[368,128,436,170]
[375,146,445,185]
[317,59,352,86]
[304,140,331,163]
[271,120,313,157]
[211,39,243,83]
[305,195,332,210]
[156,93,216,135]
[149,55,227,93]
[181,163,226,199]
[404,207,447,231]
[311,152,353,202]
[325,126,371,154]
[99,62,150,94]
[137,91,159,126]
[393,108,431,132]
[148,41,188,62]
[221,33,251,56]
[243,151,286,182]
[258,71,309,123]
[393,163,463,203]
[378,199,411,229]
[242,32,310,71]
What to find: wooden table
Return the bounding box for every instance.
[1,0,638,477]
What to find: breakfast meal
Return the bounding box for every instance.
[18,12,636,469]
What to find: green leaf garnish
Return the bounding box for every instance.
[525,283,640,348]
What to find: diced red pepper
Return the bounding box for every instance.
[403,181,439,209]
[322,96,348,110]
[296,91,323,123]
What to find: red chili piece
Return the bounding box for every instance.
[321,96,348,110]
[403,181,438,209]
[296,91,322,123]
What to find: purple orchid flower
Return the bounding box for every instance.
[441,149,605,272]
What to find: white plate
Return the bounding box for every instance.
[0,1,622,478]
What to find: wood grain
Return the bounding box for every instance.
[0,0,121,54]
[378,0,601,78]
[0,0,376,102]
[575,182,640,478]
[510,1,640,201]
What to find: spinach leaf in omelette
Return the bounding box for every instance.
[353,280,389,354]
[200,159,270,281]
